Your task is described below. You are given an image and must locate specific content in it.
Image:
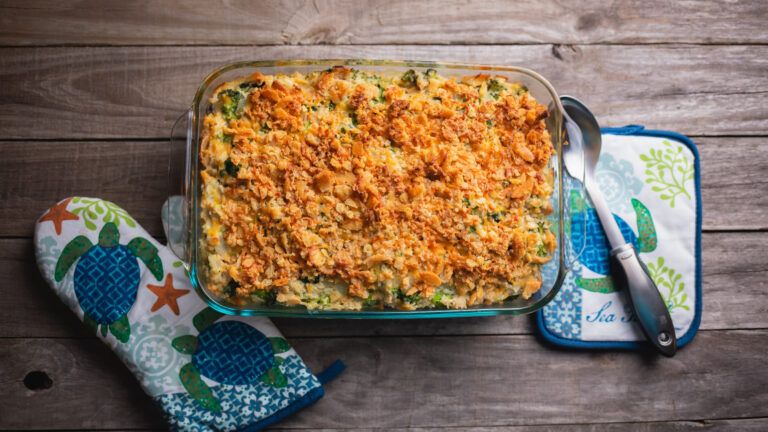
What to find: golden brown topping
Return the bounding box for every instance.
[200,68,555,309]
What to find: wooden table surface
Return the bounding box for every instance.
[1,1,767,430]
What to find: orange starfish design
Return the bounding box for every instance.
[147,274,190,315]
[39,198,79,235]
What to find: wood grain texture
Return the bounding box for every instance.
[1,45,767,139]
[0,338,164,430]
[2,331,766,429]
[273,419,768,431]
[2,231,765,338]
[0,141,170,238]
[43,418,768,432]
[2,4,767,430]
[2,137,765,239]
[1,0,767,46]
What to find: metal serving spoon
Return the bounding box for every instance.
[561,96,677,357]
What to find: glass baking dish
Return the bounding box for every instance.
[165,60,584,318]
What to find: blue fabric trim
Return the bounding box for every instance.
[237,361,345,431]
[316,359,346,384]
[239,385,325,432]
[536,125,703,351]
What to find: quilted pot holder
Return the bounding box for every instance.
[537,125,702,349]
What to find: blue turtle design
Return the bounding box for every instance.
[569,191,657,292]
[171,308,292,412]
[55,222,163,342]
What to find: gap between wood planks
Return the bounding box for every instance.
[4,42,768,49]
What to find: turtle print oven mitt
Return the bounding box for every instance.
[34,197,344,432]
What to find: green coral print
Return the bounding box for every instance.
[172,335,198,355]
[647,256,689,312]
[109,314,131,343]
[632,198,657,253]
[639,141,694,208]
[54,235,93,281]
[126,238,164,281]
[269,337,291,354]
[260,364,288,388]
[576,276,615,293]
[179,363,221,413]
[70,198,136,231]
[193,307,223,333]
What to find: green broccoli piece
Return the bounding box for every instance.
[239,80,264,92]
[376,84,386,103]
[487,79,505,100]
[396,289,420,304]
[219,89,244,120]
[254,289,277,306]
[400,69,417,88]
[431,292,442,305]
[220,134,234,145]
[431,287,453,307]
[223,158,240,177]
[222,279,239,297]
[299,274,321,284]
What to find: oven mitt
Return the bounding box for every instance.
[537,126,702,349]
[34,197,344,431]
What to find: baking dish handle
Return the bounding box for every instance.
[163,109,193,263]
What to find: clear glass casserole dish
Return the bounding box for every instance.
[165,60,584,318]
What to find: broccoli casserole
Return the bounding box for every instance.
[200,66,555,310]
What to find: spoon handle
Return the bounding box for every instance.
[584,177,627,248]
[610,244,677,356]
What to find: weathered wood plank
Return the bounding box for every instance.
[700,138,768,231]
[274,418,768,431]
[2,231,765,338]
[0,338,164,430]
[34,417,768,431]
[0,141,170,238]
[1,331,766,429]
[1,45,767,139]
[1,137,765,239]
[1,0,766,46]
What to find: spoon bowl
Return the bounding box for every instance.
[561,96,601,178]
